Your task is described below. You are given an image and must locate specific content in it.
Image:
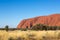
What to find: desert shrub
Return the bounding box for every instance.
[58,27,60,30]
[17,37,21,40]
[27,34,36,40]
[31,24,48,30]
[8,37,13,40]
[9,37,26,40]
[17,37,25,40]
[42,36,48,40]
[53,26,57,30]
[19,23,60,30]
[31,24,42,30]
[8,37,17,40]
[30,24,60,30]
[20,28,27,31]
[50,26,58,30]
[28,34,35,37]
[48,26,59,30]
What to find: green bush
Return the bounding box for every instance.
[31,24,48,30]
[5,25,9,31]
[17,37,25,40]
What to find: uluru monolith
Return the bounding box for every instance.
[17,14,60,29]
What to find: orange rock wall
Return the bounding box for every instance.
[17,14,60,28]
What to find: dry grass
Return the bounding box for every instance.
[0,30,60,40]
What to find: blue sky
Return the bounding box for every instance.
[0,0,60,28]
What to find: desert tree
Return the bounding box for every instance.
[5,25,9,31]
[53,26,57,30]
[42,25,48,30]
[58,26,60,30]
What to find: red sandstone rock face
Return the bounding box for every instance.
[17,14,60,28]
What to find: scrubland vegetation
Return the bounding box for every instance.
[0,30,60,40]
[0,24,60,40]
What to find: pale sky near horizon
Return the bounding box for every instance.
[0,0,60,28]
